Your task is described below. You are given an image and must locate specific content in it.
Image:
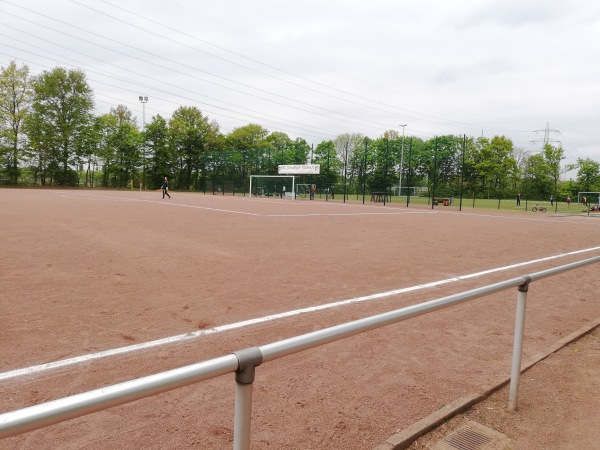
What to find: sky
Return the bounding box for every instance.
[1,0,599,177]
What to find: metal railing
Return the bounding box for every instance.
[1,256,598,449]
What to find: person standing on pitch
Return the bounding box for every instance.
[162,176,171,199]
[516,193,521,206]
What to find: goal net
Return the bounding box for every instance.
[249,175,295,198]
[295,184,311,198]
[577,192,600,205]
[393,186,419,197]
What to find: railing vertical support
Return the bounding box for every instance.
[508,276,530,411]
[232,348,263,450]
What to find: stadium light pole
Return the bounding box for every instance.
[139,96,148,189]
[398,124,407,199]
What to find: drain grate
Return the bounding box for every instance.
[429,421,511,450]
[444,428,493,449]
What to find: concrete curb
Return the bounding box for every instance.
[374,318,600,450]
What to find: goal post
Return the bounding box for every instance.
[249,175,295,198]
[577,192,600,205]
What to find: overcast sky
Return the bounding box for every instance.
[2,0,599,174]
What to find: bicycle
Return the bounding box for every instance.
[531,204,547,213]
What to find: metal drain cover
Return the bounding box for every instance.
[429,421,511,450]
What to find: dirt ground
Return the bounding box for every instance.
[1,189,599,449]
[407,324,600,450]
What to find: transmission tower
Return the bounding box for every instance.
[531,122,561,149]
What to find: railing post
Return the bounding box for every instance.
[508,276,530,411]
[232,347,263,450]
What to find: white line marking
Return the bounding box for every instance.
[61,192,432,217]
[264,211,434,217]
[72,193,262,216]
[2,245,599,382]
[57,191,600,221]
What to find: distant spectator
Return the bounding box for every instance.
[161,177,171,199]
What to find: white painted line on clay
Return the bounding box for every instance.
[264,211,434,217]
[68,192,261,216]
[59,191,431,217]
[2,245,599,382]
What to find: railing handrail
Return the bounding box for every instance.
[1,255,598,447]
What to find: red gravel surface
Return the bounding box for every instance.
[1,189,599,449]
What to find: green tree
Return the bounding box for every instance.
[334,133,364,198]
[542,144,565,198]
[365,137,394,193]
[104,105,140,188]
[145,115,173,189]
[523,154,552,200]
[574,157,600,192]
[313,140,340,190]
[474,136,517,198]
[78,117,102,187]
[95,114,119,187]
[111,122,141,188]
[292,137,310,164]
[25,67,94,185]
[0,61,31,185]
[266,131,292,168]
[225,124,269,189]
[457,136,479,198]
[169,106,217,190]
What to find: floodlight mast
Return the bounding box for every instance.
[398,124,407,199]
[139,96,148,189]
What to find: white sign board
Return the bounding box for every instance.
[278,164,320,175]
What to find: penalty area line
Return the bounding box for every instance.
[1,245,599,382]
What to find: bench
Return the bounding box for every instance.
[370,192,389,203]
[433,197,451,206]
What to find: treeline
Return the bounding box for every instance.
[1,61,599,200]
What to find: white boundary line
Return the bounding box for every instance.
[2,245,599,382]
[59,192,433,217]
[57,191,600,222]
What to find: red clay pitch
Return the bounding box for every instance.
[1,189,598,449]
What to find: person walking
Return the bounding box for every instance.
[550,194,554,206]
[566,196,571,207]
[516,193,521,206]
[161,176,171,199]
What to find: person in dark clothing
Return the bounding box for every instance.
[516,193,521,206]
[162,177,171,199]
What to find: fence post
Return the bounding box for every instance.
[232,348,263,450]
[508,276,530,411]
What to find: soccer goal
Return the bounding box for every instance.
[577,192,600,205]
[249,175,295,198]
[295,184,311,198]
[393,186,419,197]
